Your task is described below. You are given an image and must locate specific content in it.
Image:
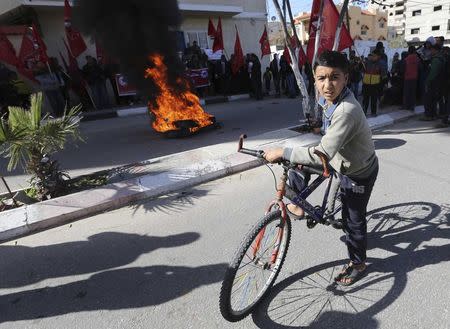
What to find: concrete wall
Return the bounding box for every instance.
[404,0,450,43]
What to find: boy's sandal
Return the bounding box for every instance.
[334,263,367,286]
[286,203,304,220]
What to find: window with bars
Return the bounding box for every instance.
[186,31,209,49]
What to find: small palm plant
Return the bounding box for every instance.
[0,93,82,201]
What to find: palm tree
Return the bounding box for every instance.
[0,93,82,201]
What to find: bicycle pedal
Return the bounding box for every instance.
[306,218,318,229]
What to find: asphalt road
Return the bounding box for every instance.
[1,97,304,191]
[0,118,449,328]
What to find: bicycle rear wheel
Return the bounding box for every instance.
[219,210,291,322]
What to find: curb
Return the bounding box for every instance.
[0,106,424,243]
[80,94,251,121]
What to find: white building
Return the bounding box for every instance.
[383,1,406,40]
[404,0,450,44]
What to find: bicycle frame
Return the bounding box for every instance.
[239,134,339,265]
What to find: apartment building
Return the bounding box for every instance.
[294,5,388,44]
[0,0,269,65]
[383,1,406,40]
[404,0,450,44]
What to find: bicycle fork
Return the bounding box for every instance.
[251,169,289,267]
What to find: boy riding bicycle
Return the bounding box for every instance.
[264,50,379,286]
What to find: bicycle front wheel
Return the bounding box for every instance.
[219,210,291,322]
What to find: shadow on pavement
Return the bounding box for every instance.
[252,201,449,328]
[0,231,200,289]
[373,119,450,136]
[0,263,227,323]
[131,186,214,214]
[372,138,406,150]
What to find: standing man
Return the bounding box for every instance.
[264,51,378,286]
[436,46,450,127]
[403,46,419,111]
[348,50,363,98]
[421,44,445,120]
[362,50,385,117]
[215,55,231,96]
[270,53,281,97]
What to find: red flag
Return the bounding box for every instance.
[306,0,353,63]
[259,26,271,58]
[290,35,299,49]
[283,46,291,65]
[64,0,87,57]
[31,24,49,63]
[232,27,244,75]
[208,17,216,37]
[212,17,224,53]
[18,25,47,74]
[63,38,80,75]
[0,32,19,67]
[298,45,307,67]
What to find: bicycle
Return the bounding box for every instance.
[219,134,344,322]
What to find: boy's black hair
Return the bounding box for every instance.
[313,50,349,74]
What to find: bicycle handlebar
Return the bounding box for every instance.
[237,134,331,177]
[237,134,265,158]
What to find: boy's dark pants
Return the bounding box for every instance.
[341,166,378,266]
[288,166,378,266]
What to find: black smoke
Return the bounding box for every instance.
[73,0,185,100]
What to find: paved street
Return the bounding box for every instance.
[1,97,304,191]
[0,118,449,329]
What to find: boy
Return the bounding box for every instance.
[264,50,379,286]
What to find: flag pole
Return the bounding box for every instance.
[285,0,310,118]
[62,36,97,110]
[332,0,350,51]
[272,0,310,120]
[311,0,325,66]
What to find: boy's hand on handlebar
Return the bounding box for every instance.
[263,148,284,163]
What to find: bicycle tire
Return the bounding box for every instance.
[219,210,291,322]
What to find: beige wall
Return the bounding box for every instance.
[295,6,388,43]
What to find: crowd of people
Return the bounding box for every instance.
[2,36,449,127]
[183,36,450,129]
[346,38,450,127]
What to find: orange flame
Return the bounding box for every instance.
[145,54,214,133]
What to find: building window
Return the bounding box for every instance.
[433,5,442,11]
[395,10,403,15]
[361,25,369,35]
[379,22,385,28]
[448,19,450,31]
[411,28,420,35]
[412,10,421,16]
[186,31,209,49]
[432,25,440,31]
[389,13,393,16]
[356,20,360,25]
